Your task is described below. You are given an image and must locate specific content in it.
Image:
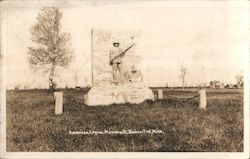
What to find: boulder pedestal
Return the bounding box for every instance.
[84,83,154,106]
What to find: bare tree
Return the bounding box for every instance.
[74,69,79,88]
[179,64,187,89]
[235,73,243,86]
[27,7,73,91]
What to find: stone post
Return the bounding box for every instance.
[158,89,163,100]
[54,92,63,115]
[199,90,206,109]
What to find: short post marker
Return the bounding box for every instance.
[158,89,163,100]
[54,92,63,115]
[199,90,207,109]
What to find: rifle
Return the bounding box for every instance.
[110,43,135,65]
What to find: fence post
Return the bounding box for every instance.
[54,92,63,115]
[199,90,206,109]
[158,89,163,100]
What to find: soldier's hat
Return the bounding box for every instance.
[113,42,120,47]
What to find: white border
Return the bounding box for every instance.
[0,0,249,158]
[0,1,7,158]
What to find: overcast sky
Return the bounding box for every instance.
[1,0,248,89]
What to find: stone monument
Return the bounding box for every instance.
[84,29,154,106]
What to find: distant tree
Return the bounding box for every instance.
[235,73,243,87]
[74,69,79,88]
[65,85,69,89]
[14,84,22,90]
[27,7,73,91]
[165,82,168,88]
[179,64,187,89]
[23,84,30,90]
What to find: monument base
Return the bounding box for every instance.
[84,83,154,106]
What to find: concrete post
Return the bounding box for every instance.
[199,90,206,109]
[54,92,63,115]
[158,89,163,99]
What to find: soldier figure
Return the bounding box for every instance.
[110,42,135,85]
[109,42,124,84]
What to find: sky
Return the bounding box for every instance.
[1,0,248,89]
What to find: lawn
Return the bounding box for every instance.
[6,88,243,152]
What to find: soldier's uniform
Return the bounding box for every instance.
[110,46,124,84]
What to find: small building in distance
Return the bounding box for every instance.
[210,81,224,89]
[225,82,243,89]
[225,84,234,89]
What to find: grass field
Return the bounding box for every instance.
[6,88,243,152]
